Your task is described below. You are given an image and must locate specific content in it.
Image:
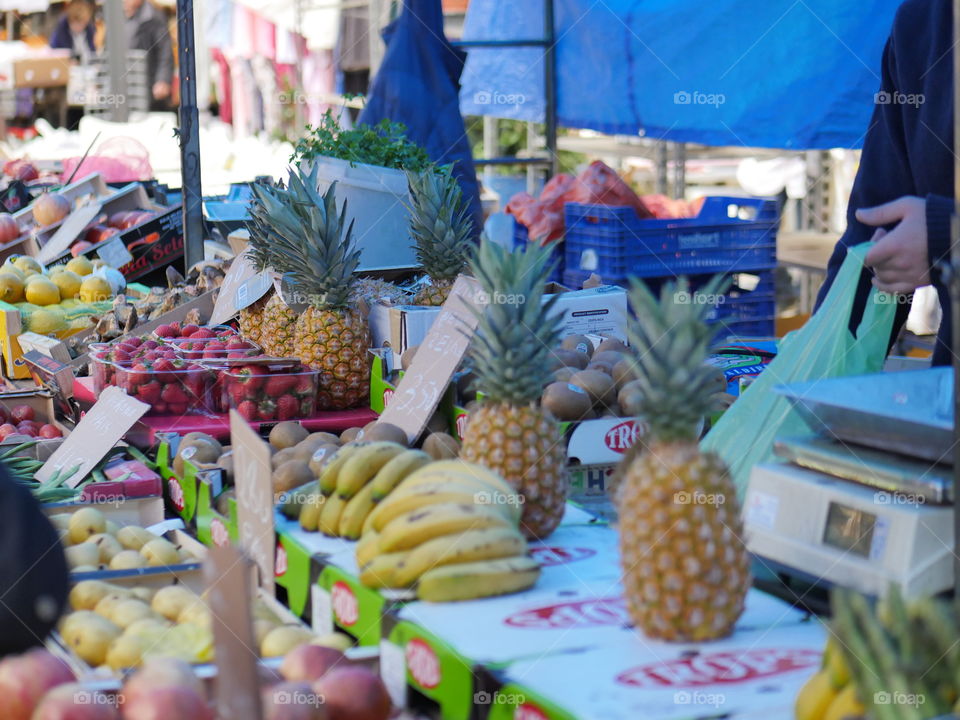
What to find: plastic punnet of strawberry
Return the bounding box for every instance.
[154,322,238,342]
[115,360,214,416]
[175,337,261,362]
[219,362,319,422]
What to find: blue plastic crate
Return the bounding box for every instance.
[512,220,565,284]
[564,196,778,280]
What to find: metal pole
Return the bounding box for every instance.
[951,0,960,597]
[673,142,687,199]
[543,0,557,179]
[104,0,129,122]
[177,0,204,270]
[655,141,667,195]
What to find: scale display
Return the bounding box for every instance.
[822,502,876,559]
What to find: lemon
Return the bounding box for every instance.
[12,255,43,276]
[823,685,863,720]
[47,265,65,276]
[51,270,82,300]
[0,272,24,303]
[25,307,67,334]
[1,263,24,281]
[66,256,94,276]
[24,277,60,306]
[79,275,112,303]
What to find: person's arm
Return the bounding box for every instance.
[149,16,174,98]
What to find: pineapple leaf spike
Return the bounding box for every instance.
[407,164,474,282]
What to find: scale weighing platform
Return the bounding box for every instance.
[744,368,954,599]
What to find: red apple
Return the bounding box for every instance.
[11,405,34,422]
[0,423,19,440]
[39,424,62,439]
[16,424,37,437]
[0,213,20,243]
[262,682,325,720]
[0,406,8,424]
[280,645,345,683]
[15,163,38,182]
[312,666,390,720]
[32,684,118,719]
[0,648,76,720]
[70,241,93,257]
[122,658,204,706]
[119,686,211,720]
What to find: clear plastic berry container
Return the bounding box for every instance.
[173,337,261,362]
[153,323,238,342]
[215,360,319,421]
[89,350,120,398]
[112,361,215,416]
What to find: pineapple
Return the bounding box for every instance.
[258,167,370,409]
[237,293,267,347]
[616,276,749,642]
[459,239,567,539]
[407,167,473,306]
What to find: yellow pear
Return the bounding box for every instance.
[109,599,159,629]
[0,272,23,302]
[49,513,71,530]
[140,538,180,566]
[116,525,154,551]
[94,593,132,619]
[176,601,212,629]
[106,634,147,669]
[11,255,42,276]
[61,612,121,666]
[109,549,147,570]
[253,619,279,646]
[151,586,198,622]
[130,587,156,603]
[311,632,354,652]
[260,625,314,657]
[65,542,100,570]
[124,617,172,641]
[68,507,106,544]
[88,533,123,563]
[69,580,115,611]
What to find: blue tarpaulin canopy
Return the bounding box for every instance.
[459,0,903,149]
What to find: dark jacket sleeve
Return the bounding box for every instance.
[148,16,174,86]
[48,16,72,50]
[813,32,914,336]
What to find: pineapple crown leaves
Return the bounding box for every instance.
[464,238,563,405]
[247,166,361,310]
[625,274,730,443]
[406,165,474,283]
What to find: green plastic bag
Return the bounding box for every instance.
[701,243,897,500]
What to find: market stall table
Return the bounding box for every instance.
[776,230,838,313]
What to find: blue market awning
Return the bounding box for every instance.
[459,0,902,149]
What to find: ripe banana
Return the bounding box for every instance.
[416,556,540,601]
[356,530,382,568]
[359,551,411,589]
[298,491,326,532]
[361,504,378,536]
[369,481,518,533]
[394,527,527,587]
[398,461,515,498]
[318,444,366,495]
[338,480,377,540]
[280,480,319,519]
[379,502,512,553]
[336,442,407,498]
[318,493,347,536]
[370,449,432,500]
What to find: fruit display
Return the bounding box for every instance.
[33,192,71,227]
[0,404,63,441]
[407,165,473,306]
[247,167,371,409]
[217,361,319,420]
[458,239,568,540]
[795,633,862,720]
[615,275,749,642]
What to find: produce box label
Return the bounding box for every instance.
[317,563,394,648]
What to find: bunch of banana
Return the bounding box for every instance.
[795,634,861,720]
[355,460,540,602]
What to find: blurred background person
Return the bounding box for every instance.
[49,0,96,65]
[123,0,173,111]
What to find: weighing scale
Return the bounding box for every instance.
[744,368,955,599]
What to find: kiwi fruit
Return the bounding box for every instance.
[553,367,576,384]
[215,488,236,516]
[586,361,614,376]
[570,369,616,407]
[340,427,363,444]
[269,422,309,450]
[541,382,592,421]
[270,447,298,470]
[591,350,626,368]
[272,460,315,499]
[361,421,408,446]
[547,348,589,371]
[422,432,459,460]
[612,357,637,390]
[560,334,594,358]
[308,432,340,446]
[215,452,234,481]
[173,435,222,477]
[401,345,419,370]
[618,379,644,417]
[596,338,629,354]
[308,444,340,476]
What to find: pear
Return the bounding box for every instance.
[69,579,114,611]
[260,625,314,657]
[68,507,106,545]
[106,634,147,669]
[104,519,120,535]
[61,613,121,666]
[311,632,354,652]
[177,602,212,629]
[116,525,154,551]
[151,586,198,622]
[109,599,158,629]
[124,617,172,640]
[88,533,123,563]
[140,538,180,566]
[110,549,146,570]
[130,587,156,603]
[65,542,100,570]
[253,619,279,646]
[94,593,132,619]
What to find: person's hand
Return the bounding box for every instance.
[152,81,171,101]
[858,196,930,294]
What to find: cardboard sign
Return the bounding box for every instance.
[37,202,102,265]
[378,275,483,443]
[22,349,75,402]
[204,544,263,720]
[230,409,275,593]
[36,385,148,486]
[210,250,271,326]
[96,235,134,268]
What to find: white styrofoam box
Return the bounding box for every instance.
[306,155,415,272]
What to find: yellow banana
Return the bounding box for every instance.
[794,670,836,720]
[336,442,407,499]
[361,504,378,536]
[280,480,319,519]
[356,530,382,568]
[394,527,527,587]
[398,461,515,498]
[318,443,366,494]
[370,449,432,500]
[298,491,326,532]
[379,502,512,553]
[416,556,540,601]
[338,481,377,539]
[369,482,518,533]
[359,551,411,589]
[823,685,863,720]
[318,493,347,536]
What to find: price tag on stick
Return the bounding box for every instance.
[230,409,276,593]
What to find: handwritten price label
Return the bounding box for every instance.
[230,410,275,593]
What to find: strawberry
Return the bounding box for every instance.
[237,400,258,421]
[136,380,162,404]
[276,394,299,420]
[227,351,249,359]
[227,383,249,407]
[125,337,143,348]
[225,339,250,350]
[153,358,174,373]
[126,363,150,388]
[180,324,200,337]
[234,365,268,390]
[153,401,168,414]
[265,375,298,395]
[112,348,131,363]
[258,399,277,421]
[155,324,177,338]
[190,328,216,339]
[161,383,189,403]
[167,403,187,416]
[161,349,178,359]
[294,375,315,395]
[142,339,159,350]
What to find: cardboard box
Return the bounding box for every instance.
[155,433,215,524]
[14,56,70,88]
[195,470,238,548]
